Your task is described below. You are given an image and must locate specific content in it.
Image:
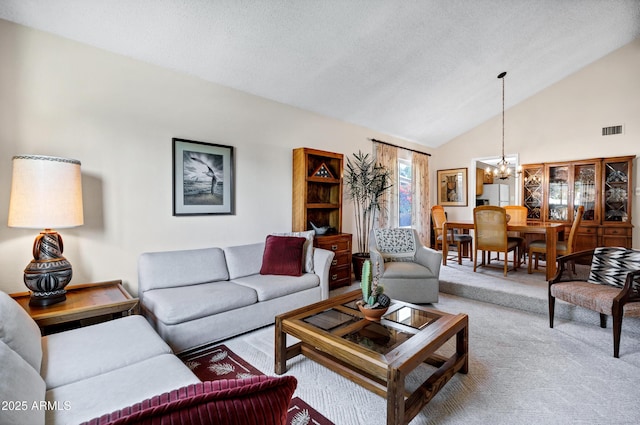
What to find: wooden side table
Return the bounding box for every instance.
[10,280,138,335]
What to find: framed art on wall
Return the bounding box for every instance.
[173,138,235,215]
[437,168,467,206]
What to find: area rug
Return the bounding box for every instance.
[180,344,334,425]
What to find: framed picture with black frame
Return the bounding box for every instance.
[172,138,235,215]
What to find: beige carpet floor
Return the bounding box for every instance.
[221,264,640,424]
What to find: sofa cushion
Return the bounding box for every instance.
[46,354,199,425]
[0,291,43,373]
[224,242,265,279]
[0,340,46,425]
[551,281,640,317]
[382,261,434,279]
[272,230,315,273]
[142,282,257,325]
[80,376,297,425]
[41,315,173,389]
[138,247,229,291]
[588,247,640,288]
[232,273,319,302]
[260,235,306,276]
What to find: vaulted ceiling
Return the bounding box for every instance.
[1,0,639,148]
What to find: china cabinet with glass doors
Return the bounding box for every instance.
[522,165,543,220]
[521,155,633,250]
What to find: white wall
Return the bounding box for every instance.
[0,20,429,295]
[431,38,640,247]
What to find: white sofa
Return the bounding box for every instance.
[0,291,200,425]
[138,236,334,352]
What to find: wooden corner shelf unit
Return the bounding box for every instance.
[292,147,352,289]
[292,147,344,232]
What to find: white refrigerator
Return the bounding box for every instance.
[482,184,510,207]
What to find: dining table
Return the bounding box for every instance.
[442,220,565,280]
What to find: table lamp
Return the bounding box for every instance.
[8,155,84,306]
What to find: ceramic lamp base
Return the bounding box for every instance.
[24,230,72,306]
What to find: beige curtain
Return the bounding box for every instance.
[411,152,431,245]
[373,142,398,228]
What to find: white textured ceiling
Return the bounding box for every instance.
[1,0,639,148]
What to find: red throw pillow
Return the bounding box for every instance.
[260,235,306,276]
[81,376,298,425]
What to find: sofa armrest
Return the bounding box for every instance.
[313,248,334,300]
[415,245,442,277]
[81,376,297,425]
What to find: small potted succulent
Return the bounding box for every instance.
[357,260,391,320]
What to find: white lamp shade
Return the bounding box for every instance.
[8,155,84,229]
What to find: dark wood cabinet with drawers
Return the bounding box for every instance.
[314,233,352,289]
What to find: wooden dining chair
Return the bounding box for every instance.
[431,205,472,264]
[504,205,528,267]
[528,205,584,274]
[473,206,519,277]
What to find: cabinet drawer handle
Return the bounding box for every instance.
[611,230,619,234]
[331,244,338,251]
[332,259,338,266]
[331,274,338,281]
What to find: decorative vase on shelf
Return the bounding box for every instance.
[357,259,391,321]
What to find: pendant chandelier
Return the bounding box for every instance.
[490,71,520,180]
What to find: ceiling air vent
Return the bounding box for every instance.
[602,125,623,136]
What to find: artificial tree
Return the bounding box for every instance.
[344,150,393,280]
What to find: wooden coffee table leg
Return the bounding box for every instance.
[274,316,287,375]
[458,321,469,374]
[387,368,405,425]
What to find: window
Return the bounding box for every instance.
[398,158,412,227]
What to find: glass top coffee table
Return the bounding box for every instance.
[275,290,468,425]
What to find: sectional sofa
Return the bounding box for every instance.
[0,289,297,424]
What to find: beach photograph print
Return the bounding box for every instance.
[183,151,223,205]
[173,138,234,215]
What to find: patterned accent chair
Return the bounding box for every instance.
[369,228,442,303]
[549,247,640,358]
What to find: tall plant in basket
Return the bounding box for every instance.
[345,151,393,280]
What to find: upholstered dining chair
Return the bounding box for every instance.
[504,205,528,266]
[549,247,640,357]
[369,228,442,303]
[528,205,584,274]
[431,205,473,265]
[473,206,519,277]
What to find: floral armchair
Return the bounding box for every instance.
[369,228,442,304]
